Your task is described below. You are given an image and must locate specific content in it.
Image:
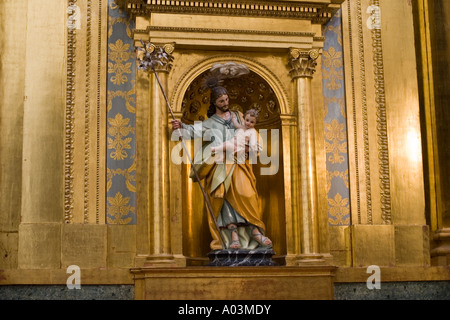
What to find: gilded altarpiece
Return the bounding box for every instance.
[2,0,448,300]
[118,0,344,299]
[103,0,353,273]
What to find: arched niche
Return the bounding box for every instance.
[171,56,288,264]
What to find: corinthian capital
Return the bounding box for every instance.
[136,42,175,73]
[288,49,319,79]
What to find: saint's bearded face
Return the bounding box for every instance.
[214,94,229,113]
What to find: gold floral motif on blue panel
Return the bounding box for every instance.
[106,0,136,225]
[322,9,351,226]
[108,39,134,85]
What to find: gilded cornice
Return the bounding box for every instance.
[132,26,318,50]
[133,26,315,38]
[118,0,343,24]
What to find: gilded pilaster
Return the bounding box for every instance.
[62,0,110,270]
[0,0,27,268]
[280,114,299,266]
[18,0,67,269]
[17,0,109,270]
[342,0,429,266]
[414,0,450,266]
[21,0,66,224]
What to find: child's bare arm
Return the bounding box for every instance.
[231,111,245,130]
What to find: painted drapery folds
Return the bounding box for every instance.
[106,0,136,225]
[105,2,350,227]
[322,10,351,227]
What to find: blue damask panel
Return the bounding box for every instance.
[106,0,136,225]
[322,9,351,226]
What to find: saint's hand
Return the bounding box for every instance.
[171,119,183,130]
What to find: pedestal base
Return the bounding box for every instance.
[131,266,337,300]
[207,249,277,267]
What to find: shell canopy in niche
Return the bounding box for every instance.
[182,70,281,127]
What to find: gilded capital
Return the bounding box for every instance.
[288,49,319,79]
[136,42,175,73]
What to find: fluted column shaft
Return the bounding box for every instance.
[289,49,325,265]
[145,43,176,266]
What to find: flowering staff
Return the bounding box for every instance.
[136,41,226,248]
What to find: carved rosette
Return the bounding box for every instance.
[288,49,319,79]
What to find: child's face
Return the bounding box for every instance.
[244,115,257,129]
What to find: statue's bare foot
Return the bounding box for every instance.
[229,240,241,249]
[251,227,272,247]
[228,224,241,249]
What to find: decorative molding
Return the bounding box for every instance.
[65,0,77,224]
[371,0,391,225]
[119,0,342,24]
[288,49,319,79]
[84,0,93,224]
[356,0,373,225]
[96,0,103,224]
[313,36,326,42]
[133,26,316,39]
[65,0,105,224]
[346,2,362,224]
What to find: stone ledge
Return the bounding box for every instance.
[0,268,134,285]
[335,266,450,283]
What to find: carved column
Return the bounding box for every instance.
[144,43,177,267]
[289,49,325,265]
